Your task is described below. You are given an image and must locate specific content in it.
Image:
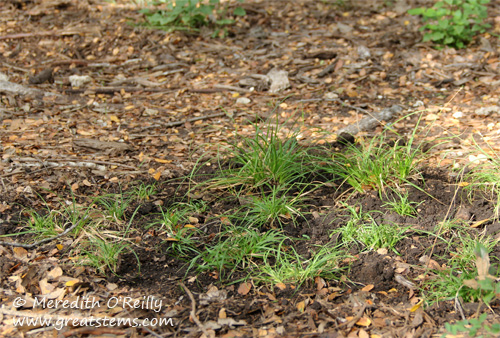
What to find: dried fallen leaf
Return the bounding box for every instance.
[13,247,28,260]
[361,284,374,292]
[46,267,63,280]
[237,282,252,296]
[315,276,326,291]
[471,219,490,228]
[356,317,371,327]
[358,328,369,338]
[39,279,55,295]
[410,299,423,312]
[275,283,287,291]
[296,301,305,312]
[153,170,162,181]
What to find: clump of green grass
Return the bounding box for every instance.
[189,226,288,281]
[382,190,422,217]
[95,193,132,221]
[315,114,431,196]
[203,121,314,193]
[332,135,424,194]
[78,233,139,276]
[463,144,500,218]
[257,244,347,287]
[128,182,157,201]
[422,239,500,306]
[235,185,307,228]
[331,203,409,253]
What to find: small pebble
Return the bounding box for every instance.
[236,97,251,104]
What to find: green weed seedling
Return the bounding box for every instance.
[128,182,157,201]
[138,0,246,35]
[95,193,132,222]
[464,142,500,219]
[79,234,139,276]
[443,313,500,338]
[22,209,60,241]
[441,244,500,337]
[189,226,287,282]
[148,202,204,258]
[382,190,422,217]
[238,185,306,228]
[257,244,347,287]
[14,191,93,243]
[331,203,408,253]
[408,0,490,49]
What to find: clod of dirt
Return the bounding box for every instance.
[28,68,54,84]
[350,253,394,289]
[454,205,472,221]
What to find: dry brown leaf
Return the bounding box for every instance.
[315,276,326,291]
[356,317,371,327]
[296,301,305,312]
[13,247,28,260]
[237,282,252,296]
[361,284,374,292]
[275,283,286,291]
[46,267,63,280]
[358,328,370,338]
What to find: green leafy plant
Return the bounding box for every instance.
[408,0,491,49]
[443,313,500,338]
[139,0,246,35]
[441,244,500,337]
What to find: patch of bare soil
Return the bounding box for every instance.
[1,0,500,337]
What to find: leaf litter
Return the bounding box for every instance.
[1,0,500,337]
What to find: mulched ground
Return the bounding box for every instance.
[1,0,500,337]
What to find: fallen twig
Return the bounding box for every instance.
[4,158,137,174]
[0,218,85,249]
[296,98,370,114]
[139,112,228,131]
[335,303,368,330]
[62,87,178,94]
[180,282,210,337]
[0,30,81,41]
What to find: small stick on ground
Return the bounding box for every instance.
[335,303,368,330]
[139,112,228,131]
[0,218,84,249]
[180,282,210,337]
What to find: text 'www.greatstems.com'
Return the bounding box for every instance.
[13,315,174,331]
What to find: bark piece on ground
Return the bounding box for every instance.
[73,138,131,154]
[336,105,403,137]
